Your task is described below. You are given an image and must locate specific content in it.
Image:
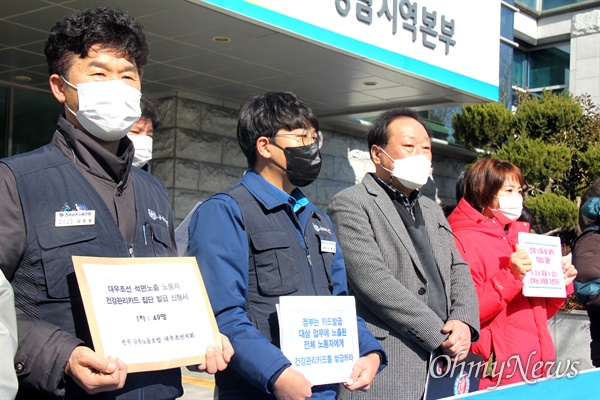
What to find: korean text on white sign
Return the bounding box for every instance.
[518,233,566,298]
[277,296,359,385]
[73,256,220,372]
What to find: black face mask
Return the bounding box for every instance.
[270,142,322,187]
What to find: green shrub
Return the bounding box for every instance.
[524,193,578,234]
[579,141,600,181]
[495,137,571,194]
[452,102,514,150]
[514,91,582,142]
[455,92,600,238]
[572,94,600,151]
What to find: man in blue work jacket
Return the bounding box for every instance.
[188,91,386,399]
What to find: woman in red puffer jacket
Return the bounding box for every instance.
[448,158,577,389]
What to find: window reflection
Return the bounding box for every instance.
[542,0,591,11]
[10,88,62,157]
[512,43,570,90]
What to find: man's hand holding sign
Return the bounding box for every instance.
[73,256,232,379]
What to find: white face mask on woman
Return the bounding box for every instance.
[62,77,142,141]
[491,194,523,224]
[379,147,432,190]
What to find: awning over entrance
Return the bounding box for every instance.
[0,0,499,126]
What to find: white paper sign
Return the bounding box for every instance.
[277,296,359,386]
[518,233,566,298]
[73,256,220,372]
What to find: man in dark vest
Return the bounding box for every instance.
[187,91,386,399]
[0,7,232,399]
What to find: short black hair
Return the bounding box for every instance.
[140,96,161,130]
[518,206,542,233]
[237,91,319,168]
[44,7,149,77]
[367,108,432,154]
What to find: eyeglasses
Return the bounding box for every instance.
[275,129,323,149]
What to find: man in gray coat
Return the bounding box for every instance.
[329,108,480,400]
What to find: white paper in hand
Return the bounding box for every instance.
[277,296,359,386]
[518,232,566,298]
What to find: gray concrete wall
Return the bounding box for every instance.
[149,90,474,224]
[570,9,600,107]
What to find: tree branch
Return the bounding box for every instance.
[542,227,562,236]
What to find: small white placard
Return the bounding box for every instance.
[55,210,95,227]
[73,256,220,372]
[320,240,336,253]
[277,296,359,386]
[518,233,566,298]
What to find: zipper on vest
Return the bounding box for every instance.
[116,180,124,197]
[292,208,318,295]
[143,223,149,245]
[304,237,317,295]
[128,245,135,257]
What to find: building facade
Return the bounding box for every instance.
[513,0,600,106]
[1,0,599,222]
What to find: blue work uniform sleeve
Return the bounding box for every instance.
[187,196,291,394]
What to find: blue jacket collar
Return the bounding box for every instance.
[241,170,307,212]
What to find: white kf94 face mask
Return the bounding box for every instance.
[63,77,142,142]
[128,134,153,168]
[491,194,523,224]
[379,147,432,190]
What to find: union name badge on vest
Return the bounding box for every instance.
[320,239,336,253]
[55,210,96,227]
